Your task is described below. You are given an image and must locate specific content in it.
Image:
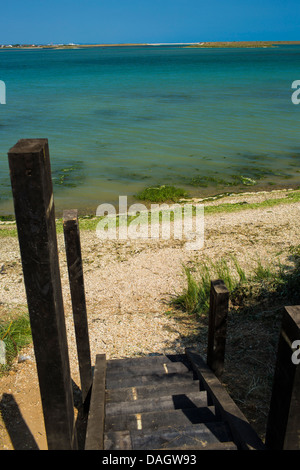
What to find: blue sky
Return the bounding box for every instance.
[1,0,300,45]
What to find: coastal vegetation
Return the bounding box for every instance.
[168,245,300,436]
[0,308,31,377]
[51,161,85,188]
[1,188,300,237]
[135,185,189,203]
[172,248,300,316]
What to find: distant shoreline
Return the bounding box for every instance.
[1,40,300,50]
[186,40,300,48]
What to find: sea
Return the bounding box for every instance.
[0,44,300,215]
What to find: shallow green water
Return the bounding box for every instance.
[0,45,300,214]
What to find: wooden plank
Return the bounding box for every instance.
[106,380,201,403]
[104,431,132,450]
[106,370,195,390]
[207,280,229,378]
[106,354,190,369]
[123,421,233,450]
[164,441,237,450]
[8,139,77,450]
[105,406,217,432]
[63,209,92,406]
[106,361,190,379]
[105,390,208,416]
[265,306,300,450]
[85,354,106,450]
[185,348,265,450]
[104,435,237,451]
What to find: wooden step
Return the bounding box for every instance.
[105,406,217,432]
[86,351,265,450]
[104,421,234,450]
[105,390,208,416]
[106,370,196,390]
[185,348,266,450]
[106,354,190,370]
[106,361,190,379]
[162,441,238,450]
[106,379,201,403]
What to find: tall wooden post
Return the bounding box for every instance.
[207,279,229,378]
[63,209,93,407]
[265,306,300,450]
[8,139,77,450]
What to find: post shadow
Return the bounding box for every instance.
[0,393,39,450]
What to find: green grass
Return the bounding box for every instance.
[172,256,246,315]
[0,312,32,376]
[172,248,300,317]
[203,190,300,216]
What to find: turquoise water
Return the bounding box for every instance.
[0,45,300,214]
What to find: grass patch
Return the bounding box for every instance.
[203,190,300,216]
[172,256,247,315]
[170,248,300,439]
[172,247,300,317]
[0,310,32,376]
[135,185,189,203]
[0,215,15,222]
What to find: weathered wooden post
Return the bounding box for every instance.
[63,209,93,407]
[265,306,300,450]
[8,139,77,450]
[207,279,229,378]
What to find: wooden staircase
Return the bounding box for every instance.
[85,349,265,450]
[8,139,299,450]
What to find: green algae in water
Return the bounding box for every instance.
[52,161,85,189]
[0,161,86,202]
[135,185,190,203]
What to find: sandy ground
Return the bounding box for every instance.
[0,188,299,450]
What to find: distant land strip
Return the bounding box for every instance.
[1,40,300,51]
[1,40,300,50]
[186,40,300,48]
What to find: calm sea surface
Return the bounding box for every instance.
[0,45,300,214]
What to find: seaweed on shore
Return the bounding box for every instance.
[135,185,189,203]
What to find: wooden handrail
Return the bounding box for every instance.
[8,139,77,450]
[265,305,300,450]
[63,209,93,408]
[207,279,229,378]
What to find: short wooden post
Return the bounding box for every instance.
[63,209,93,407]
[8,139,77,450]
[207,279,229,378]
[265,306,300,450]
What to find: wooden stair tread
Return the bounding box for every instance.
[106,354,190,370]
[104,421,234,450]
[86,350,265,450]
[105,390,208,416]
[162,441,238,450]
[106,370,195,390]
[106,361,190,378]
[105,406,218,432]
[106,379,201,403]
